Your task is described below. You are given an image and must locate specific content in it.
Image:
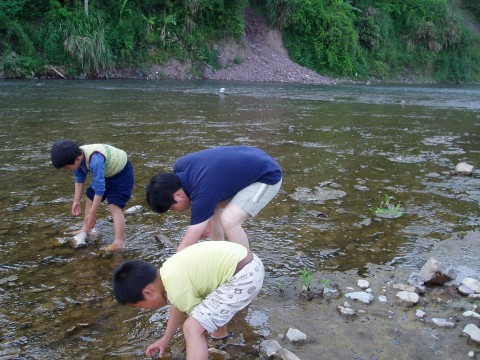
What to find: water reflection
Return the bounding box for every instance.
[0,80,478,358]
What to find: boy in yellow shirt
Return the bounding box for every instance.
[112,241,264,359]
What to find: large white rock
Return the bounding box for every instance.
[345,291,374,304]
[463,324,480,343]
[396,291,419,304]
[286,328,307,343]
[462,278,480,293]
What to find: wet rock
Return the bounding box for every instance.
[419,258,457,285]
[463,311,480,319]
[461,278,480,293]
[416,309,426,318]
[338,305,356,316]
[275,348,301,360]
[260,339,282,357]
[392,283,417,293]
[124,205,144,215]
[408,272,425,289]
[377,295,388,302]
[345,291,374,304]
[453,162,474,176]
[424,318,456,328]
[396,291,419,304]
[208,348,231,359]
[357,279,370,289]
[286,328,307,343]
[0,274,18,286]
[290,185,346,204]
[459,284,475,296]
[462,324,480,344]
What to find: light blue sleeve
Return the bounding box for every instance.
[89,153,106,196]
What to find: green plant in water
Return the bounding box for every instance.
[299,267,312,291]
[372,195,405,219]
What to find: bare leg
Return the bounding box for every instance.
[183,317,209,360]
[220,204,250,250]
[105,204,125,250]
[209,203,226,241]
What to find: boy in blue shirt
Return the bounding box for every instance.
[146,146,282,252]
[112,241,264,359]
[51,140,134,250]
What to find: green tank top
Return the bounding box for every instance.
[80,144,128,178]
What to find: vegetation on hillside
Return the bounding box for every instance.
[1,0,479,82]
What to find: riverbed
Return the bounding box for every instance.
[0,80,478,359]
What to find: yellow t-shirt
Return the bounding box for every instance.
[160,241,247,314]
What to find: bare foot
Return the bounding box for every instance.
[100,242,124,252]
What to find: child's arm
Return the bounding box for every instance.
[72,183,84,216]
[177,220,209,252]
[145,306,184,357]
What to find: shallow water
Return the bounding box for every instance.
[0,80,478,359]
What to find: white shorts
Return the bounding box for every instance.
[230,179,282,217]
[189,254,264,333]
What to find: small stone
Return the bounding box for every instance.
[286,328,307,343]
[378,295,387,302]
[459,284,475,296]
[396,291,419,304]
[338,306,356,316]
[124,205,144,215]
[259,339,281,357]
[462,278,480,293]
[416,310,426,318]
[425,318,455,328]
[463,311,480,319]
[358,279,370,289]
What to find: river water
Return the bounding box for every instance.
[0,80,479,359]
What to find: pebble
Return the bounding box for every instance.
[357,279,369,289]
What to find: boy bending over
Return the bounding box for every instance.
[112,241,264,359]
[51,140,134,250]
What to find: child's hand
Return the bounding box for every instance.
[72,201,81,216]
[146,336,169,357]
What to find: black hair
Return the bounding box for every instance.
[112,259,159,305]
[51,140,82,168]
[145,173,181,213]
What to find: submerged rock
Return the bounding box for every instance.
[453,162,474,176]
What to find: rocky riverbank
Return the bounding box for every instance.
[253,229,480,360]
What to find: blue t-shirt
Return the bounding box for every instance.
[174,146,282,225]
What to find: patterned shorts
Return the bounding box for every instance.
[190,254,264,333]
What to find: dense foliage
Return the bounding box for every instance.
[0,0,479,82]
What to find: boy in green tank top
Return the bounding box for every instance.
[51,140,134,250]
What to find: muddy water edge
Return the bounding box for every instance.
[0,80,479,359]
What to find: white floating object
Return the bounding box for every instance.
[219,87,225,93]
